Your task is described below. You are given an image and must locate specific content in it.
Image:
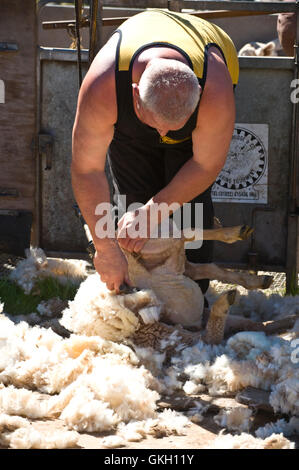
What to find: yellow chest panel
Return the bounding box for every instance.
[117,9,239,85]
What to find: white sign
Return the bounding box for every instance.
[212,124,268,204]
[0,80,4,103]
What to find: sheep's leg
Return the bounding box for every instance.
[184,261,273,290]
[224,314,299,337]
[184,225,254,244]
[262,314,299,336]
[204,290,237,344]
[224,315,266,336]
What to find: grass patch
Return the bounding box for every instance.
[0,276,78,316]
[285,271,299,297]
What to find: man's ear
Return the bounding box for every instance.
[132,83,141,108]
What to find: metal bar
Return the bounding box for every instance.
[75,0,83,87]
[238,56,294,70]
[38,0,297,12]
[41,10,290,32]
[191,10,273,18]
[102,0,168,7]
[40,47,89,61]
[42,19,89,30]
[177,1,297,13]
[33,47,41,248]
[89,0,99,65]
[286,0,299,293]
[95,0,103,51]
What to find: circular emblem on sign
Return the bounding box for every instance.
[216,127,267,190]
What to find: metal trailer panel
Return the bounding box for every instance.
[213,58,294,272]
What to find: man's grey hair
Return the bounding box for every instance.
[138,58,201,125]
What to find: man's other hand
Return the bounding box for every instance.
[117,208,149,253]
[93,243,132,293]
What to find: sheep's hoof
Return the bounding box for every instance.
[262,275,273,289]
[227,289,237,305]
[239,225,254,240]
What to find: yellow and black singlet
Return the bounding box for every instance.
[113,9,239,146]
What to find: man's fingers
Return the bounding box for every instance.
[126,238,138,253]
[124,274,133,287]
[106,282,115,292]
[133,239,146,253]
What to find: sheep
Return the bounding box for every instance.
[60,223,283,350]
[238,38,282,57]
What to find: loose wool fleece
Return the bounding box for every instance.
[2,250,299,449]
[0,312,160,438]
[61,273,162,342]
[255,417,299,439]
[209,432,295,449]
[9,247,88,294]
[0,413,79,449]
[214,407,253,433]
[208,287,299,323]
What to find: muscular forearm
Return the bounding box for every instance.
[71,168,117,252]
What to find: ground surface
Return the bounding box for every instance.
[0,253,298,450]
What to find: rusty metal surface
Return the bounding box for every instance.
[0,0,37,213]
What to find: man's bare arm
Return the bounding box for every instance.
[72,35,132,291]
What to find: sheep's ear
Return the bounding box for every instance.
[261,43,275,56]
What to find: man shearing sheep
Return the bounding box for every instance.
[71,9,239,296]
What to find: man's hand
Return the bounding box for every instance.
[117,207,149,253]
[93,242,132,293]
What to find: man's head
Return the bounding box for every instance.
[132,58,201,136]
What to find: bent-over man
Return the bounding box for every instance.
[72,9,239,298]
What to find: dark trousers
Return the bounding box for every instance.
[106,136,214,295]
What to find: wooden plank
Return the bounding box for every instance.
[0,0,37,212]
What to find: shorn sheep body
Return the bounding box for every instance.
[1,243,299,449]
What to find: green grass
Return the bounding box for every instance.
[0,276,78,316]
[285,271,299,297]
